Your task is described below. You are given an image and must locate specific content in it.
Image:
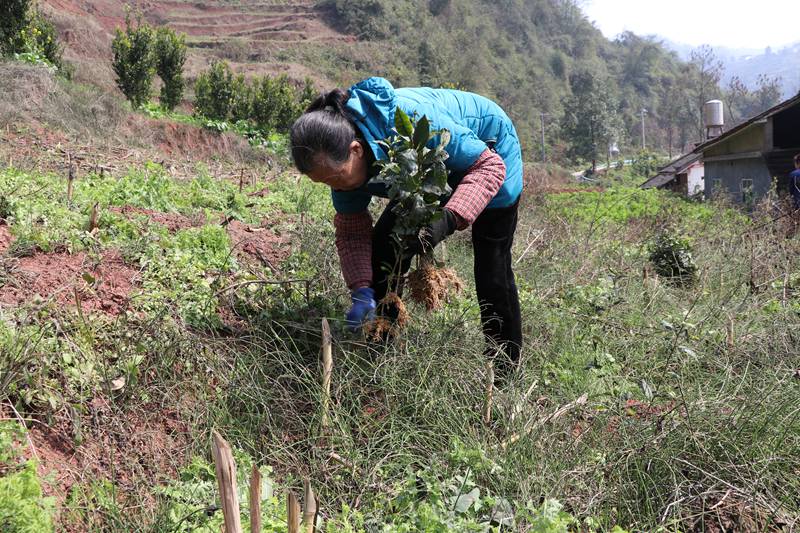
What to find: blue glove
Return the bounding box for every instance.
[345,287,377,332]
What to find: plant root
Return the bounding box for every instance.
[407,264,463,311]
[364,292,408,341]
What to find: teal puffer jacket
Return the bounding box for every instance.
[332,77,523,214]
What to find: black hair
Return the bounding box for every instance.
[290,89,358,174]
[795,153,800,166]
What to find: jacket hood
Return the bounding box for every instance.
[345,77,398,159]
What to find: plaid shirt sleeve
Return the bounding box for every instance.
[445,149,506,230]
[334,211,373,290]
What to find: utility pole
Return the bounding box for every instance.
[640,108,648,151]
[539,112,547,163]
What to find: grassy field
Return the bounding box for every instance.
[1,141,800,532]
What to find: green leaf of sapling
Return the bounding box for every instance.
[394,107,413,137]
[413,115,430,149]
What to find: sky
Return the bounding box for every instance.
[582,0,798,51]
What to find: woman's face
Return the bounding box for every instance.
[306,141,368,191]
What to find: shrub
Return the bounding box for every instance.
[1,1,65,73]
[648,232,697,284]
[631,149,665,178]
[154,26,186,110]
[251,74,300,132]
[194,60,234,120]
[297,77,316,112]
[229,73,253,123]
[111,13,156,108]
[27,13,63,70]
[0,0,29,55]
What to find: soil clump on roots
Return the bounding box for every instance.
[365,292,408,341]
[407,261,463,311]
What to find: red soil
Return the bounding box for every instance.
[226,219,290,268]
[0,250,138,315]
[4,398,191,528]
[110,205,206,232]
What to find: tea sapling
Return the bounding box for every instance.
[373,108,464,311]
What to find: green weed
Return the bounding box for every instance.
[0,422,55,533]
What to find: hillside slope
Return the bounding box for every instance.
[41,0,355,92]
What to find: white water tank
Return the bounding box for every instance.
[704,100,724,139]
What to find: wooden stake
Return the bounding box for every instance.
[287,492,301,533]
[88,202,99,232]
[483,362,494,425]
[726,316,735,349]
[320,318,333,431]
[302,479,317,533]
[211,431,243,533]
[67,154,76,204]
[239,168,245,193]
[249,464,262,533]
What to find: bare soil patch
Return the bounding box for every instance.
[0,249,139,315]
[110,205,206,232]
[226,219,290,269]
[4,398,192,530]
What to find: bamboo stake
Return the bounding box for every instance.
[726,315,735,349]
[211,431,243,533]
[287,492,301,533]
[67,154,75,204]
[320,318,333,431]
[88,202,99,232]
[302,479,317,533]
[483,362,494,425]
[249,465,262,533]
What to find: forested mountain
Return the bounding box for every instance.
[320,0,731,163]
[667,39,800,100]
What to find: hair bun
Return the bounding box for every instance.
[324,89,349,112]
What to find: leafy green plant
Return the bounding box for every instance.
[630,149,665,178]
[0,0,29,55]
[648,232,697,284]
[194,60,235,121]
[111,12,156,108]
[0,422,55,533]
[251,74,302,132]
[154,26,187,111]
[373,108,451,241]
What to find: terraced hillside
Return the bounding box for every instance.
[42,0,356,93]
[149,0,352,47]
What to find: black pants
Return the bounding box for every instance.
[371,201,522,369]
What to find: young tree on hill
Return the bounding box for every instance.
[753,74,782,114]
[194,60,235,120]
[689,45,723,136]
[154,27,187,111]
[561,69,623,173]
[112,13,156,108]
[0,0,29,55]
[725,75,750,123]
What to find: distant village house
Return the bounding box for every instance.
[696,93,800,205]
[642,93,800,205]
[640,152,704,197]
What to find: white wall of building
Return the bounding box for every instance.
[688,163,705,196]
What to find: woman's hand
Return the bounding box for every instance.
[345,287,377,331]
[404,208,457,257]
